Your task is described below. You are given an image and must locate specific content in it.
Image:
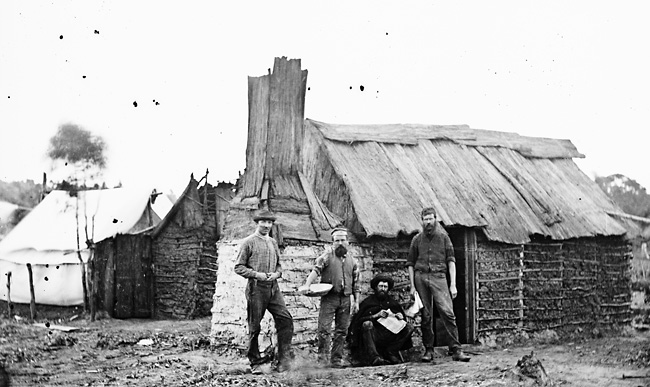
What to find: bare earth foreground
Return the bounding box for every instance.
[1,316,649,387]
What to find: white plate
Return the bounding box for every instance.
[307,283,333,297]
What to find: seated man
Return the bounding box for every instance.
[347,274,414,366]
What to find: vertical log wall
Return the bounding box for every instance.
[153,221,217,319]
[476,237,632,339]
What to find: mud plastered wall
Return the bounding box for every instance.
[210,241,373,355]
[476,238,632,342]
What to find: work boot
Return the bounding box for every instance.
[371,356,388,366]
[386,352,402,364]
[451,349,470,362]
[275,362,291,373]
[421,348,436,363]
[317,355,329,368]
[330,358,350,368]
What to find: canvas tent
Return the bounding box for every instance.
[0,188,171,306]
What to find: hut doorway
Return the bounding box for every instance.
[433,228,476,346]
[96,234,154,319]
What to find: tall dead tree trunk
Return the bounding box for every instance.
[242,57,308,198]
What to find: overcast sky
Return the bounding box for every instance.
[1,1,648,196]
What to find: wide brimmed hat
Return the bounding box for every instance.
[370,274,394,291]
[253,209,276,222]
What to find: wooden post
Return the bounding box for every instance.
[464,230,477,344]
[5,272,12,318]
[518,246,525,331]
[41,172,47,202]
[559,252,564,328]
[271,223,284,247]
[74,195,88,314]
[214,186,221,240]
[79,260,88,313]
[89,253,97,322]
[26,263,36,321]
[475,256,480,336]
[203,169,209,211]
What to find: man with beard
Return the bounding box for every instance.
[234,210,294,373]
[347,274,414,366]
[407,207,470,363]
[300,227,360,368]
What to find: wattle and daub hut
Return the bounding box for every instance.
[211,57,638,351]
[93,176,234,319]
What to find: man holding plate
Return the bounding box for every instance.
[299,226,360,368]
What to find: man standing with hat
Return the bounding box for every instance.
[300,226,360,368]
[347,274,414,366]
[234,209,294,373]
[407,207,470,363]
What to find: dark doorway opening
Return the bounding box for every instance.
[433,227,476,346]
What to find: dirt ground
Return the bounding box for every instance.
[1,313,649,387]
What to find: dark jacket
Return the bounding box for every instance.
[347,293,413,353]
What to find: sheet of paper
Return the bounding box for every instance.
[377,310,406,334]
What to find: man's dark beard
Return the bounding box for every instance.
[424,223,435,236]
[334,245,347,257]
[376,290,388,300]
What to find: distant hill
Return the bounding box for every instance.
[0,179,42,208]
[0,180,41,240]
[0,200,29,240]
[595,174,650,218]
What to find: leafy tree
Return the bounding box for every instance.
[47,123,107,189]
[595,174,650,218]
[48,123,106,167]
[46,123,108,318]
[0,179,41,208]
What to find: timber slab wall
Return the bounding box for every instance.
[210,234,632,353]
[153,221,217,319]
[475,236,632,341]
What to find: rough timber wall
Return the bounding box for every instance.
[152,222,201,319]
[476,237,632,339]
[475,243,521,335]
[152,221,217,318]
[370,239,413,305]
[197,228,218,317]
[210,240,373,353]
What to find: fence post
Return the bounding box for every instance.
[5,272,12,318]
[90,253,97,322]
[26,263,36,321]
[518,246,525,331]
[560,249,566,326]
